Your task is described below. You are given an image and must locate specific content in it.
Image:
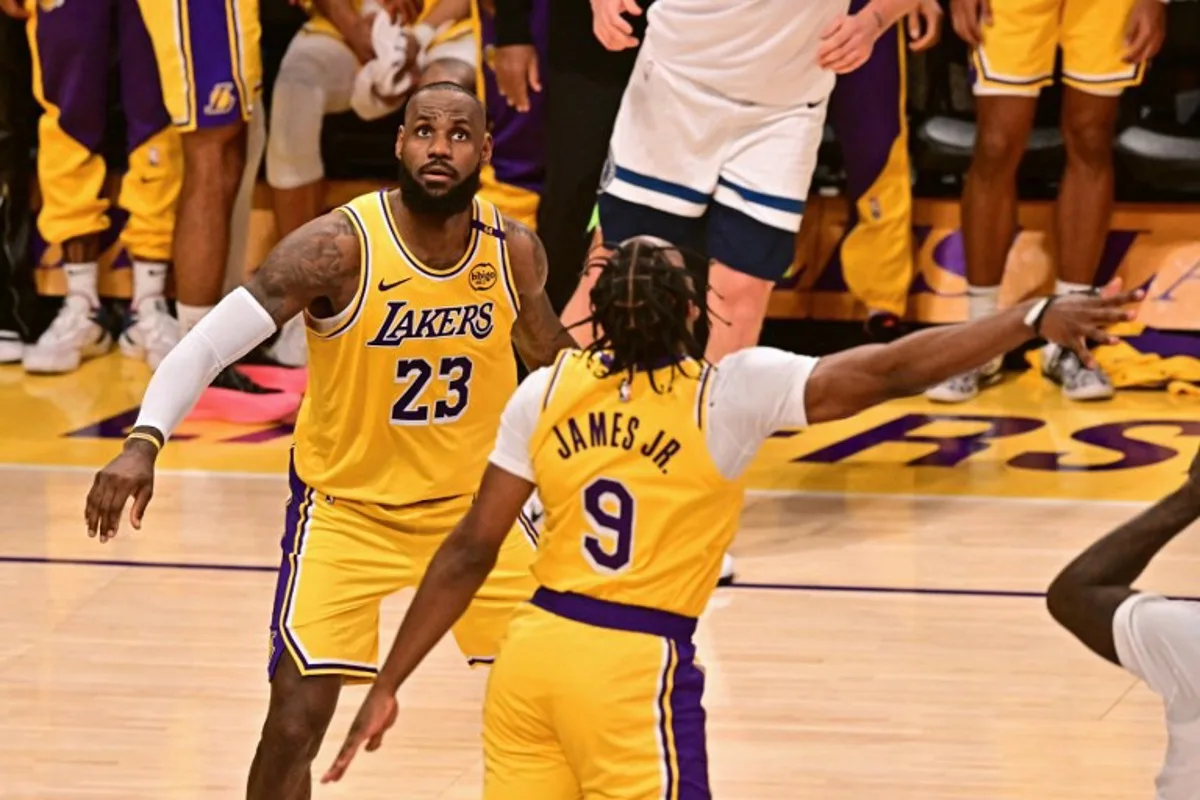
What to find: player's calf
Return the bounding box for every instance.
[247,658,342,800]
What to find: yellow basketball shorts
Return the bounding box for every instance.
[138,0,263,131]
[483,588,710,799]
[268,457,538,682]
[973,0,1144,96]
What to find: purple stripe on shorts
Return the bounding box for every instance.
[267,453,310,678]
[531,588,697,641]
[669,641,711,799]
[187,0,244,127]
[658,643,675,799]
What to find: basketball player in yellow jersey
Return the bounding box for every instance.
[85,82,576,799]
[321,237,1138,797]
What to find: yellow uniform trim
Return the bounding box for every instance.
[177,0,200,129]
[306,206,371,339]
[223,0,251,120]
[380,192,482,279]
[659,640,681,800]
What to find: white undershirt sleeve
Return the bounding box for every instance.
[487,366,553,482]
[705,347,820,480]
[1113,593,1200,706]
[134,287,279,440]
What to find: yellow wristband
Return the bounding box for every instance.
[125,431,162,452]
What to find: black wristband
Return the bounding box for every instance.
[127,425,165,450]
[1032,295,1057,337]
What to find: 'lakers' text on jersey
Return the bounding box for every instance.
[293,190,520,506]
[529,351,744,617]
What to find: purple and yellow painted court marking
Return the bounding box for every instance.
[1,355,1195,501]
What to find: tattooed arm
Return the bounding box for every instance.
[1046,448,1200,664]
[84,212,362,543]
[246,210,363,325]
[504,217,579,369]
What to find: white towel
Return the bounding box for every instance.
[350,18,440,121]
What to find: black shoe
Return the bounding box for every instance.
[209,364,281,394]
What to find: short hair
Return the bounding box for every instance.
[406,80,480,109]
[583,238,708,392]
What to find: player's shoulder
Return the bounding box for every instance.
[712,346,819,379]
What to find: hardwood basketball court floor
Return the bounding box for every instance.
[2,354,1197,798]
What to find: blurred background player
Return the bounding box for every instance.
[926,0,1165,403]
[563,0,923,364]
[1047,446,1200,799]
[473,0,547,230]
[829,0,941,341]
[86,82,577,798]
[490,0,649,313]
[13,0,183,374]
[139,0,274,400]
[322,236,1141,796]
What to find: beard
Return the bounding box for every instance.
[397,160,482,218]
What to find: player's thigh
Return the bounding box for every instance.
[1060,0,1144,96]
[972,0,1058,96]
[136,0,262,132]
[708,104,818,282]
[269,471,413,684]
[561,628,711,799]
[451,520,539,666]
[275,32,357,114]
[602,50,731,221]
[483,611,581,800]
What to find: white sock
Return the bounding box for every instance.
[966,284,999,321]
[176,303,214,336]
[1055,280,1091,296]
[63,262,99,311]
[132,260,169,313]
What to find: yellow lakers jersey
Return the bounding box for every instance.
[293,190,520,506]
[528,351,745,618]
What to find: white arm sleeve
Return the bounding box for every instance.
[134,287,279,440]
[705,347,820,480]
[1113,593,1200,706]
[487,367,554,482]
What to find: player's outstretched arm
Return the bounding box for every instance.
[802,280,1141,424]
[322,464,534,784]
[505,218,580,369]
[83,212,360,543]
[1046,448,1200,665]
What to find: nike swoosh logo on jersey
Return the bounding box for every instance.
[378,277,413,292]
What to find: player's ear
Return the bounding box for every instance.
[481,131,494,167]
[394,126,405,161]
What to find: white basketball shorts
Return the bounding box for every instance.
[602,46,826,235]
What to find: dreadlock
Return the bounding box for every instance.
[581,237,709,393]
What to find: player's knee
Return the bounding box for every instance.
[1061,115,1114,170]
[258,710,325,765]
[970,125,1026,179]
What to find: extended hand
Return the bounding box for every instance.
[1036,278,1142,369]
[321,687,399,783]
[85,440,157,543]
[495,45,542,113]
[949,0,991,48]
[818,11,886,74]
[908,0,943,51]
[1123,0,1166,64]
[591,0,642,51]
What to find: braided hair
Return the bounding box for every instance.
[582,236,709,393]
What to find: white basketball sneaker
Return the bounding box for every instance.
[22,300,113,374]
[262,314,308,368]
[718,553,736,587]
[119,298,181,371]
[1040,343,1114,401]
[0,330,22,364]
[924,356,1003,404]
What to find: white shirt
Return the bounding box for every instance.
[643,0,851,107]
[1113,593,1200,800]
[489,347,819,482]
